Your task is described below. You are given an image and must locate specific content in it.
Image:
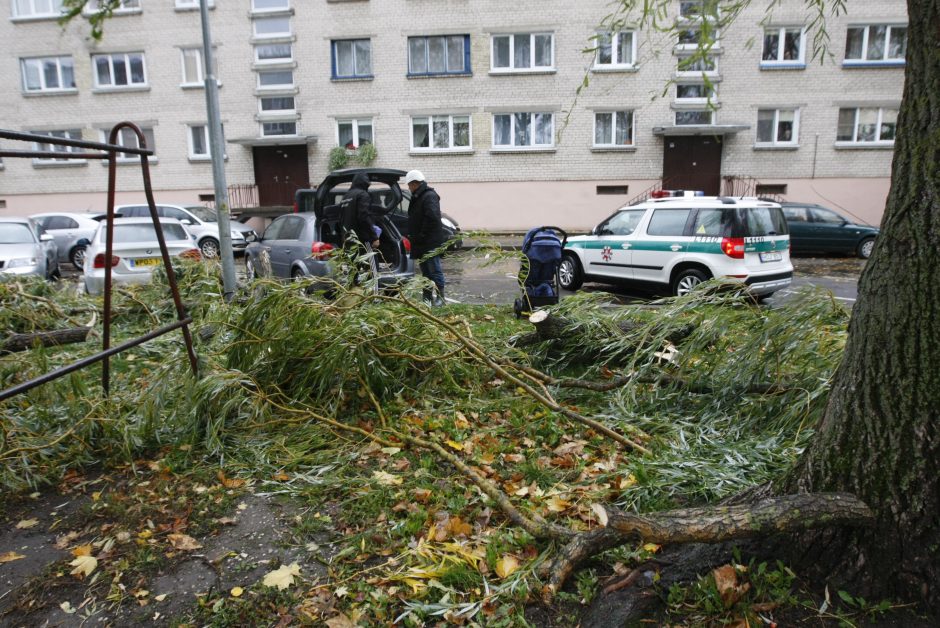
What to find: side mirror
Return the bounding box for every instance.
[40,233,54,242]
[179,218,192,225]
[245,233,258,243]
[590,226,598,235]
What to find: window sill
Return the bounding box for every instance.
[409,149,474,156]
[488,69,556,76]
[250,35,296,45]
[752,144,799,151]
[674,72,721,80]
[489,147,556,154]
[9,14,66,24]
[31,160,88,168]
[331,76,374,82]
[83,9,141,17]
[175,6,215,12]
[759,62,806,70]
[590,146,637,152]
[188,156,227,162]
[252,60,297,71]
[92,85,151,94]
[101,159,159,166]
[591,66,639,74]
[406,72,473,79]
[254,86,299,96]
[249,8,294,18]
[833,142,894,150]
[181,82,224,90]
[23,89,79,97]
[842,60,905,68]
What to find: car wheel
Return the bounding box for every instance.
[49,262,61,281]
[858,237,875,259]
[291,267,305,281]
[672,268,709,297]
[559,255,584,291]
[200,238,221,259]
[70,245,87,270]
[246,258,257,281]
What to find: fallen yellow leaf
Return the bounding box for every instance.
[15,519,39,530]
[167,534,203,551]
[71,544,93,557]
[445,440,464,451]
[591,504,609,527]
[69,554,98,577]
[643,543,661,553]
[262,563,300,590]
[0,551,25,563]
[154,594,168,602]
[545,496,571,513]
[495,555,520,579]
[372,471,403,486]
[230,586,243,597]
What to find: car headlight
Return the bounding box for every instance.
[5,257,39,268]
[231,230,246,240]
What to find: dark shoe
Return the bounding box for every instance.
[431,287,446,307]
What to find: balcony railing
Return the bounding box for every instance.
[227,181,302,209]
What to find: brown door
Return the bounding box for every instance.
[252,145,310,206]
[661,136,723,195]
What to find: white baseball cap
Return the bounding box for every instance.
[404,169,425,184]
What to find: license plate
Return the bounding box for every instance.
[133,257,161,267]
[759,252,782,263]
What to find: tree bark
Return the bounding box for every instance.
[1,328,91,354]
[788,0,940,612]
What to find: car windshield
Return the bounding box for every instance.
[185,206,218,222]
[0,223,35,244]
[109,224,189,243]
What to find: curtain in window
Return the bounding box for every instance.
[494,115,511,145]
[453,116,470,147]
[513,35,531,68]
[409,39,427,74]
[447,36,464,72]
[514,112,531,145]
[614,111,631,144]
[866,26,886,60]
[412,118,430,148]
[428,37,446,73]
[534,113,552,144]
[595,113,612,144]
[534,35,552,66]
[354,40,371,75]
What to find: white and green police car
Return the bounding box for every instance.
[559,193,793,298]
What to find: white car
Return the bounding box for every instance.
[31,212,103,269]
[560,194,793,298]
[83,217,200,295]
[0,217,59,280]
[113,204,257,258]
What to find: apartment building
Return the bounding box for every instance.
[0,0,906,230]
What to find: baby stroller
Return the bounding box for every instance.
[513,226,567,318]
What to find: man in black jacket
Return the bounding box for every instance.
[404,170,447,306]
[341,172,380,249]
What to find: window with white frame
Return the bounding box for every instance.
[332,39,372,78]
[493,112,554,148]
[408,35,469,76]
[180,48,218,86]
[262,121,297,136]
[761,27,805,64]
[676,54,717,75]
[259,96,295,112]
[253,16,291,38]
[675,110,714,125]
[255,43,292,63]
[679,0,719,20]
[411,115,471,151]
[176,0,214,9]
[99,126,155,160]
[93,52,147,88]
[12,0,64,18]
[257,70,293,88]
[595,31,636,67]
[337,118,373,149]
[32,129,84,164]
[675,82,714,101]
[491,33,553,71]
[20,56,75,92]
[677,27,708,48]
[756,109,798,145]
[845,25,907,63]
[593,111,634,147]
[252,0,289,10]
[188,125,210,159]
[836,107,898,144]
[85,0,140,14]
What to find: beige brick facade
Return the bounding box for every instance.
[0,0,906,229]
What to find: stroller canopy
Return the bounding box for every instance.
[522,227,563,264]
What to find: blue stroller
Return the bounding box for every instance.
[513,226,568,318]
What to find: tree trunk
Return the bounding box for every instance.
[1,328,91,353]
[788,0,940,611]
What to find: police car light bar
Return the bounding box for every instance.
[651,189,706,198]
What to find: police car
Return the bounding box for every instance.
[559,192,793,298]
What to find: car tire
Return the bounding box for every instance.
[672,268,709,297]
[291,267,305,281]
[559,254,584,291]
[70,245,86,270]
[200,238,221,259]
[49,262,61,281]
[857,237,875,259]
[246,258,257,281]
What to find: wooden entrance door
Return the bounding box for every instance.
[661,136,723,195]
[252,145,310,206]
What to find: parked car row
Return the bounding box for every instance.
[0,217,60,280]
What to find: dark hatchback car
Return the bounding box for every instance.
[247,169,414,287]
[780,202,879,258]
[295,168,462,249]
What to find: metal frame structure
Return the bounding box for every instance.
[0,123,199,401]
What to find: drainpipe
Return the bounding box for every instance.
[811,133,819,180]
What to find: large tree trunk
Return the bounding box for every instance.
[788,0,940,611]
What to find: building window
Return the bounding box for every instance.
[677,27,709,48]
[85,0,140,14]
[92,52,147,89]
[761,27,805,65]
[257,70,293,88]
[676,54,717,75]
[675,83,714,101]
[262,121,297,136]
[408,35,470,76]
[252,0,289,10]
[259,96,295,112]
[99,126,155,161]
[332,39,372,79]
[493,112,554,148]
[836,107,898,144]
[594,31,636,68]
[675,110,714,125]
[253,16,291,38]
[32,130,84,164]
[337,118,373,149]
[756,109,798,146]
[491,33,554,71]
[411,115,471,151]
[593,111,634,147]
[175,0,214,8]
[255,43,292,63]
[679,0,719,20]
[20,56,75,93]
[845,25,907,64]
[181,48,219,86]
[12,0,64,18]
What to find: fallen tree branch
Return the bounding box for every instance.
[1,327,91,354]
[542,492,873,602]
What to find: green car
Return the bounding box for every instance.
[780,202,880,259]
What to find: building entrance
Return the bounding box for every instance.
[662,135,723,195]
[252,145,310,207]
